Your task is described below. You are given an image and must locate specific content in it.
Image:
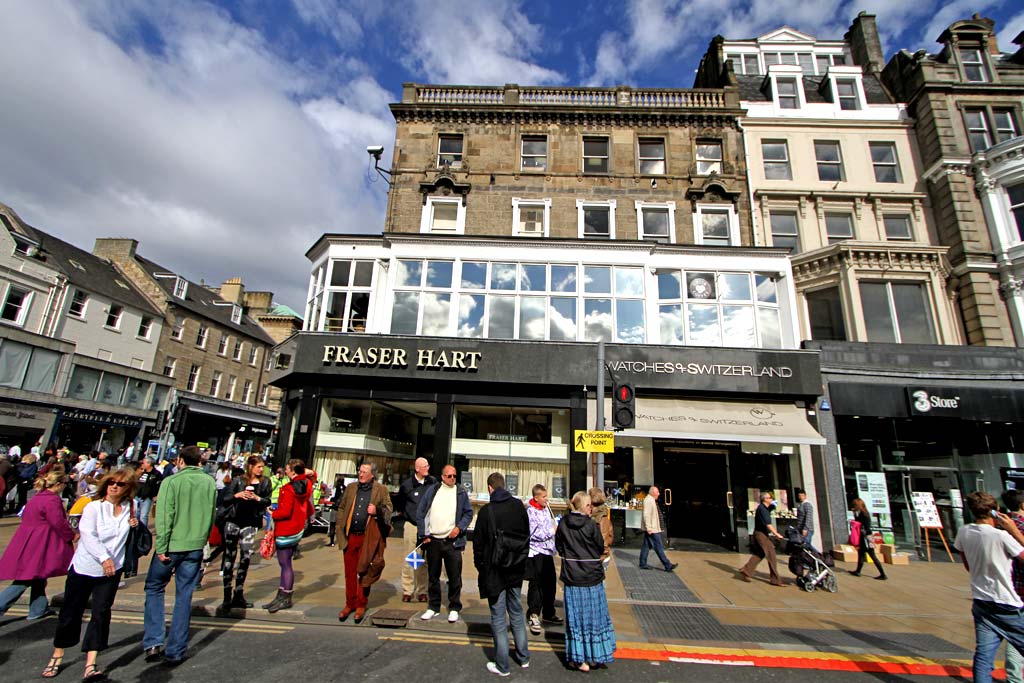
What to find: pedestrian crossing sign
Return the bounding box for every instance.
[406,550,425,570]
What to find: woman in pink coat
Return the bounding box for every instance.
[0,471,75,620]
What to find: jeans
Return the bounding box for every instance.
[488,586,529,674]
[802,530,815,548]
[135,497,154,529]
[425,537,463,612]
[972,599,1024,683]
[0,579,49,618]
[1008,642,1023,683]
[639,531,672,569]
[143,549,203,660]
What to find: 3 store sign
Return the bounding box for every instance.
[908,388,961,415]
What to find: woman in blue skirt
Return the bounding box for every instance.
[556,491,616,672]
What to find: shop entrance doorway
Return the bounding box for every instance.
[654,442,734,549]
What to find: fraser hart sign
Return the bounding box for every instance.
[322,345,482,371]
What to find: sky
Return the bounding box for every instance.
[1,1,1022,311]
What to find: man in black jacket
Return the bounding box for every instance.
[397,457,434,602]
[473,472,530,677]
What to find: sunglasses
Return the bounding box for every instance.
[442,473,456,478]
[108,481,128,488]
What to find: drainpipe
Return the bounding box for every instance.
[737,119,760,246]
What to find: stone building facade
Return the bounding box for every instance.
[883,15,1024,346]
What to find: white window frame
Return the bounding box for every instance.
[209,370,222,398]
[576,199,617,239]
[767,65,805,111]
[883,214,914,241]
[761,139,792,180]
[825,212,855,243]
[163,357,176,378]
[965,108,993,152]
[196,324,209,349]
[869,141,902,183]
[258,384,269,406]
[512,198,551,237]
[695,140,723,175]
[420,196,466,234]
[860,280,937,343]
[520,135,547,172]
[437,134,464,168]
[226,375,237,401]
[960,47,988,83]
[994,109,1020,144]
[242,379,252,404]
[249,346,259,366]
[768,210,800,251]
[693,204,740,247]
[637,136,666,175]
[635,201,676,243]
[173,277,188,299]
[104,304,123,330]
[171,318,185,341]
[186,364,201,393]
[814,140,845,182]
[1007,183,1024,243]
[217,334,229,356]
[67,290,88,319]
[232,339,244,362]
[137,316,153,340]
[230,305,242,324]
[582,136,610,174]
[826,69,867,112]
[0,285,32,327]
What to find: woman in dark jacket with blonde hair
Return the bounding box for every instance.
[556,491,616,672]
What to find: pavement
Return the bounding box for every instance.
[0,517,982,677]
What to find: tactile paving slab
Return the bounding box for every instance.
[613,549,701,603]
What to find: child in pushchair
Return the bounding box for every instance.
[786,528,838,593]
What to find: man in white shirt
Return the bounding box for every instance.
[954,491,1024,683]
[416,464,473,624]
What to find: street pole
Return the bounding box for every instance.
[596,341,605,491]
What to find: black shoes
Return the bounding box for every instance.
[144,646,164,662]
[230,592,253,609]
[638,565,653,570]
[215,602,233,617]
[164,656,186,667]
[665,563,679,572]
[541,614,563,625]
[265,590,292,613]
[875,575,888,581]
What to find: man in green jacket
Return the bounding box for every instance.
[142,445,216,665]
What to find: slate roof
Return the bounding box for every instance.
[134,254,276,345]
[735,73,893,105]
[9,221,162,317]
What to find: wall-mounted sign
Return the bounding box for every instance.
[322,345,481,372]
[459,471,473,493]
[486,433,527,442]
[908,388,962,417]
[606,360,793,378]
[58,408,141,428]
[506,473,519,497]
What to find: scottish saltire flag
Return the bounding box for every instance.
[406,550,425,570]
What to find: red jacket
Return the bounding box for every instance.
[272,474,312,537]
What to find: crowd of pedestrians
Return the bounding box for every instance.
[0,445,620,677]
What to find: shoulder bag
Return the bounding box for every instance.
[129,500,153,557]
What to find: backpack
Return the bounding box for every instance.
[486,504,529,569]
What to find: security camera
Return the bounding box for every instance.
[366,145,384,159]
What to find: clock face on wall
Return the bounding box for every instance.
[684,274,716,299]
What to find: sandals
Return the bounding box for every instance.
[83,664,106,682]
[41,656,62,678]
[570,662,590,673]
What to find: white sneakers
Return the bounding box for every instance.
[486,662,510,677]
[422,608,460,623]
[528,614,541,635]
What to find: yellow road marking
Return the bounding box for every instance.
[5,608,292,635]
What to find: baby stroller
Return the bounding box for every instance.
[786,528,838,593]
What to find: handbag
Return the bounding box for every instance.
[849,519,862,547]
[260,525,276,559]
[129,501,153,556]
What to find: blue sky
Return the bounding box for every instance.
[1,1,1022,310]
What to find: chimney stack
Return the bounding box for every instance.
[219,277,245,305]
[845,12,885,75]
[92,238,138,264]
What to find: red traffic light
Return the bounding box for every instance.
[617,384,633,402]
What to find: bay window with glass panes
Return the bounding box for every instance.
[656,270,782,348]
[859,281,936,344]
[323,259,374,332]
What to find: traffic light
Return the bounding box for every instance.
[611,383,635,430]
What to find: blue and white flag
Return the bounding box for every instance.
[405,549,425,570]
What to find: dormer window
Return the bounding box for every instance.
[776,78,799,109]
[960,47,987,82]
[835,79,859,110]
[11,234,38,258]
[231,305,242,324]
[173,276,188,299]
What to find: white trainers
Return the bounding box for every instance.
[420,609,438,620]
[486,662,510,677]
[528,613,541,635]
[447,610,459,623]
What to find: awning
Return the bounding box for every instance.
[595,397,825,446]
[181,398,276,427]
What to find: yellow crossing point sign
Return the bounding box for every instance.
[574,430,614,453]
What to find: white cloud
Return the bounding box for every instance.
[996,10,1024,53]
[0,1,393,310]
[394,0,564,85]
